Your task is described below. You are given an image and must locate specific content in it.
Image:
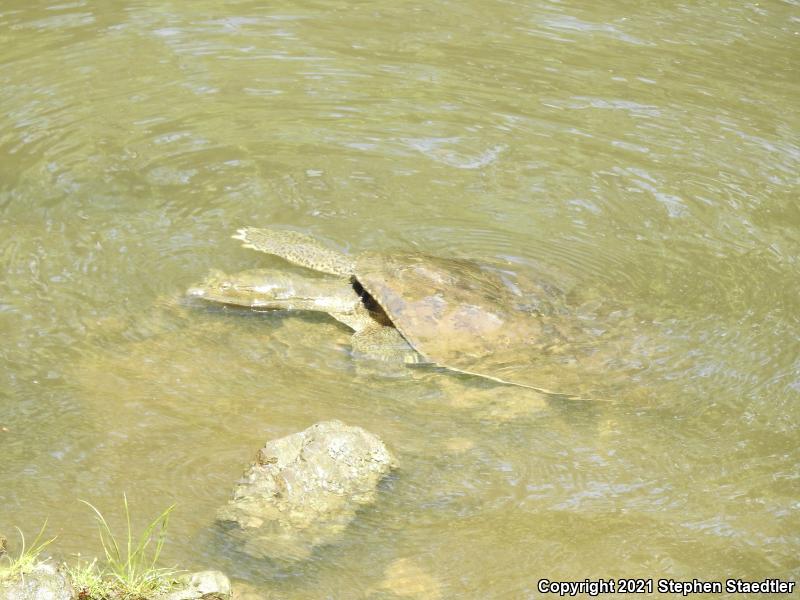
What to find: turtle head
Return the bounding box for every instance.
[187,268,356,312]
[187,268,310,307]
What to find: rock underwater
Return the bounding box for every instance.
[163,571,232,600]
[216,420,395,561]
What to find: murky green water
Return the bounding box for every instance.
[1,0,798,597]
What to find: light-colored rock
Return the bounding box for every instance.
[164,570,231,600]
[377,558,443,600]
[217,420,395,561]
[0,562,72,600]
[442,437,475,454]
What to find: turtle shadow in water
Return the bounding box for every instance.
[187,293,582,417]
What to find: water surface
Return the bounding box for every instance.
[1,1,798,597]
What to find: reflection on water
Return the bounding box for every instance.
[1,0,798,596]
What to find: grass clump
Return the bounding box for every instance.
[0,521,56,582]
[66,558,114,599]
[77,495,179,599]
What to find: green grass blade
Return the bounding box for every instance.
[80,499,126,578]
[80,497,179,598]
[0,522,56,581]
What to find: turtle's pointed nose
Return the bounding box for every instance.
[187,286,207,298]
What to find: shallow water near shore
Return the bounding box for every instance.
[1,0,798,597]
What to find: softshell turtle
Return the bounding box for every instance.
[189,227,628,397]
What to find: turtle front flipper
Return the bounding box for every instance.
[350,322,423,364]
[233,227,355,277]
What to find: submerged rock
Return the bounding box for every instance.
[164,570,231,600]
[376,558,443,600]
[0,562,72,600]
[217,420,395,561]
